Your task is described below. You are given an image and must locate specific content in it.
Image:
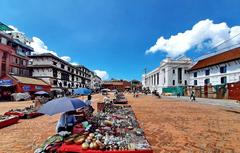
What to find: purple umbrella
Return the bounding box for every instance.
[38,97,87,116]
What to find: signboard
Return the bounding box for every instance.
[35,86,43,90]
[0,80,13,87]
[22,85,30,91]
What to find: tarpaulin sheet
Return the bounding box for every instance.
[0,116,19,129]
[58,144,153,153]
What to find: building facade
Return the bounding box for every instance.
[102,80,131,91]
[90,72,102,90]
[130,80,142,91]
[189,47,240,86]
[142,56,192,94]
[0,31,33,77]
[28,53,92,91]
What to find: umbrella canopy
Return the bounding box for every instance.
[38,97,87,116]
[73,88,92,95]
[34,91,49,95]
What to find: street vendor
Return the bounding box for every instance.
[33,96,42,110]
[56,111,77,133]
[84,94,92,106]
[85,94,94,113]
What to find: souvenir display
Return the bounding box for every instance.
[4,106,43,119]
[0,115,19,129]
[37,102,152,153]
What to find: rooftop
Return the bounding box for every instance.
[189,47,240,71]
[0,22,13,31]
[11,75,49,86]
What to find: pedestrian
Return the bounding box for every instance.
[190,91,194,100]
[190,91,196,102]
[133,90,136,98]
[177,92,180,98]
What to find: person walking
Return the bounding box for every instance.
[190,91,196,102]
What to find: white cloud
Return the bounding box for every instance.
[71,62,79,66]
[94,70,109,80]
[7,25,24,34]
[29,36,80,65]
[60,56,71,62]
[146,19,240,57]
[30,37,58,56]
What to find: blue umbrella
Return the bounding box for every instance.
[38,97,87,116]
[34,91,49,95]
[73,88,92,95]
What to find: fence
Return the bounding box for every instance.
[162,82,240,101]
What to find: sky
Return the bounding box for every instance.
[1,0,240,80]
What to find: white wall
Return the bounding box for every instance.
[32,57,52,65]
[32,68,53,77]
[142,58,192,93]
[189,60,240,86]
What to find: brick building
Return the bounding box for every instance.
[0,31,33,77]
[102,80,131,91]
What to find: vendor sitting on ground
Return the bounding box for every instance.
[84,94,92,106]
[56,111,77,133]
[84,94,94,113]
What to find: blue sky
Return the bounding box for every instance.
[1,0,240,80]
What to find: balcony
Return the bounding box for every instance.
[16,49,27,57]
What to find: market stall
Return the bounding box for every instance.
[113,93,128,104]
[56,104,152,152]
[0,115,19,128]
[35,97,152,153]
[4,106,43,119]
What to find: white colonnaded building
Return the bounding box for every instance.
[142,56,192,94]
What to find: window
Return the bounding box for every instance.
[61,64,65,69]
[53,69,58,78]
[173,80,175,86]
[220,66,227,73]
[178,68,182,84]
[194,72,197,77]
[184,80,187,85]
[15,58,18,64]
[157,73,159,85]
[205,69,210,76]
[53,61,57,66]
[204,78,210,85]
[64,81,67,86]
[68,67,71,71]
[184,70,187,74]
[53,80,58,85]
[20,59,23,65]
[0,37,7,45]
[173,69,175,74]
[194,80,197,85]
[3,52,7,59]
[221,76,227,84]
[59,82,62,87]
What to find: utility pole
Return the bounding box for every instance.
[144,67,147,88]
